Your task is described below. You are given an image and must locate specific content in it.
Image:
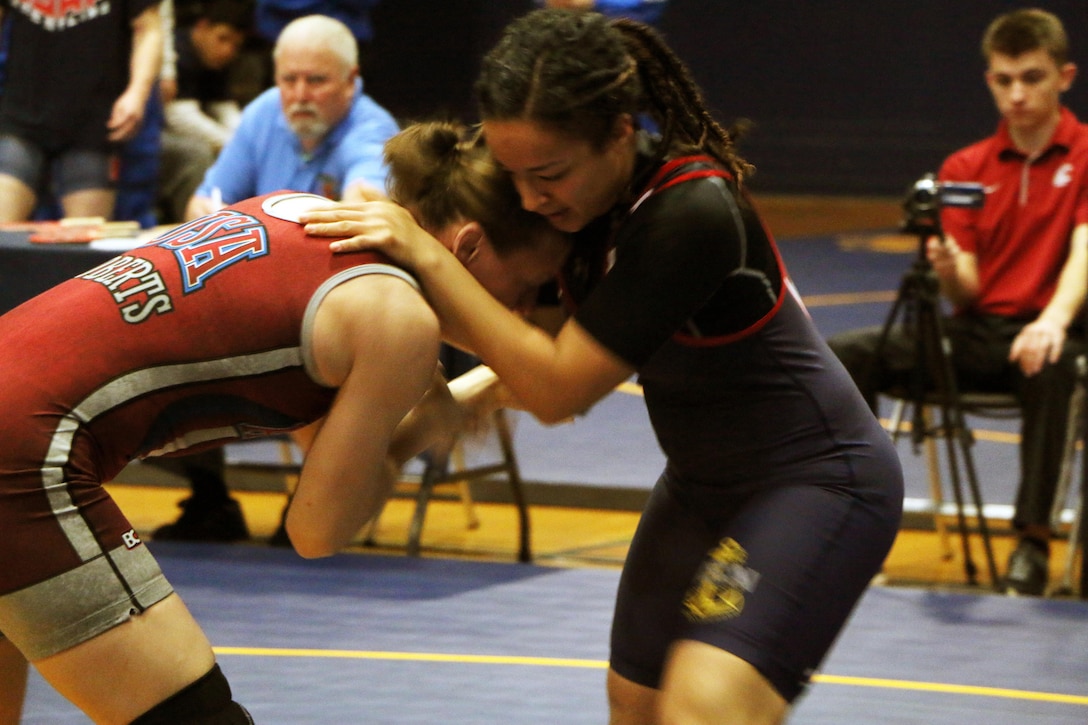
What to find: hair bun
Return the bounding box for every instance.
[422,121,464,162]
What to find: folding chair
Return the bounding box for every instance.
[274,410,530,562]
[888,384,1084,595]
[404,408,531,562]
[884,390,1013,587]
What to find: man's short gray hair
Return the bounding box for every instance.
[273,14,358,71]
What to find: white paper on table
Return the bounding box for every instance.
[89,237,147,252]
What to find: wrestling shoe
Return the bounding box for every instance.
[1004,538,1048,596]
[154,496,250,542]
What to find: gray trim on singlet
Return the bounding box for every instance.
[4,348,309,655]
[45,348,305,562]
[301,263,421,385]
[0,543,172,660]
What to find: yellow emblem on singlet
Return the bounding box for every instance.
[682,537,761,622]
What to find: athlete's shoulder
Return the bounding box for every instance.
[631,155,734,216]
[649,155,728,189]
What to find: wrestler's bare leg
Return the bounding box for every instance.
[34,593,216,725]
[607,641,788,725]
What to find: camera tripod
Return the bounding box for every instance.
[869,228,1001,589]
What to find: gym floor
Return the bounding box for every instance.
[22,492,1088,723]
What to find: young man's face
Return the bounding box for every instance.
[986,48,1076,136]
[191,20,246,71]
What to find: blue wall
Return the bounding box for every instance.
[365,1,1088,196]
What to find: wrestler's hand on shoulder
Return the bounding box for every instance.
[341,182,387,204]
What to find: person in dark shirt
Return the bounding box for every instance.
[157,0,251,224]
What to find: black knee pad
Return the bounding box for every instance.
[129,663,253,724]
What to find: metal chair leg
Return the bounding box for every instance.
[1052,359,1086,596]
[404,409,531,562]
[887,400,952,559]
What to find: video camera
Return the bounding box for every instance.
[902,173,985,236]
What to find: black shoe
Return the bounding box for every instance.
[268,520,291,548]
[154,497,250,542]
[1004,538,1049,596]
[267,499,292,548]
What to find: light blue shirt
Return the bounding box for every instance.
[196,78,399,203]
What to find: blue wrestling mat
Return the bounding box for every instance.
[21,543,1088,724]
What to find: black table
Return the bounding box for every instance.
[0,231,119,314]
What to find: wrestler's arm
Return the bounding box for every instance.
[303,202,632,423]
[286,274,441,558]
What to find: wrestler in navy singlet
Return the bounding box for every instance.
[564,153,904,701]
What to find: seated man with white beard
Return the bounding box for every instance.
[184,13,398,220]
[163,13,397,541]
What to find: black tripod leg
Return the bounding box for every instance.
[934,405,979,584]
[926,306,1000,589]
[935,403,1001,588]
[874,228,1001,588]
[952,425,1001,589]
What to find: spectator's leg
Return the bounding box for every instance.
[1007,337,1086,594]
[157,130,214,225]
[55,148,118,221]
[0,134,45,221]
[150,449,249,543]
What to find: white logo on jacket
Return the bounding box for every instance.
[1054,163,1074,188]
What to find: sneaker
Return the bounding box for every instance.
[154,497,249,542]
[1004,538,1049,596]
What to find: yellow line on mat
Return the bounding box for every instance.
[213,647,604,669]
[812,674,1088,706]
[212,647,1088,706]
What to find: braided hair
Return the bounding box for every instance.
[383,120,555,256]
[475,9,753,184]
